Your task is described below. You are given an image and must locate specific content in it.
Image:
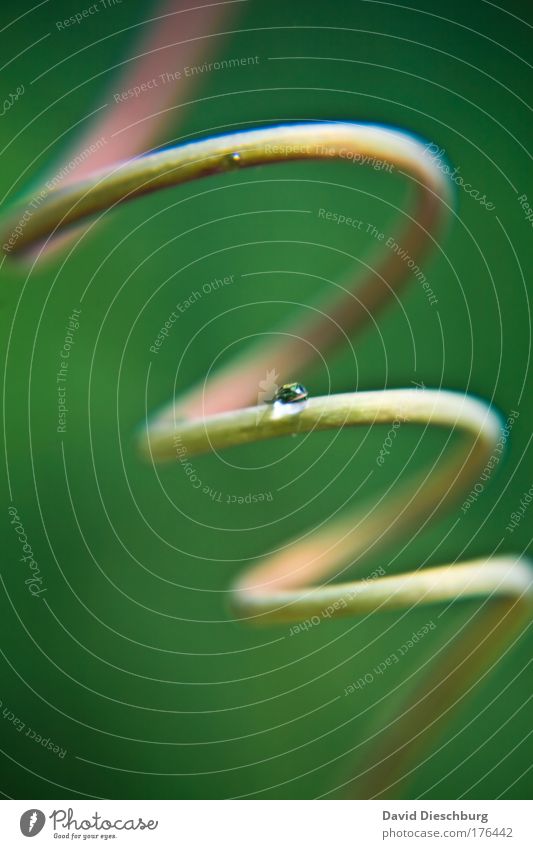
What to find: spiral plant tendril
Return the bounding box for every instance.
[3,122,532,798]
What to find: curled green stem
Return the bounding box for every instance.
[3,122,531,798]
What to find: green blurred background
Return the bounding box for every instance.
[1,0,531,799]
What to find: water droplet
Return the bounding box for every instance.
[274,382,309,404]
[218,152,242,173]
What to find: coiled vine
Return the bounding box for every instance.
[3,121,531,797]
